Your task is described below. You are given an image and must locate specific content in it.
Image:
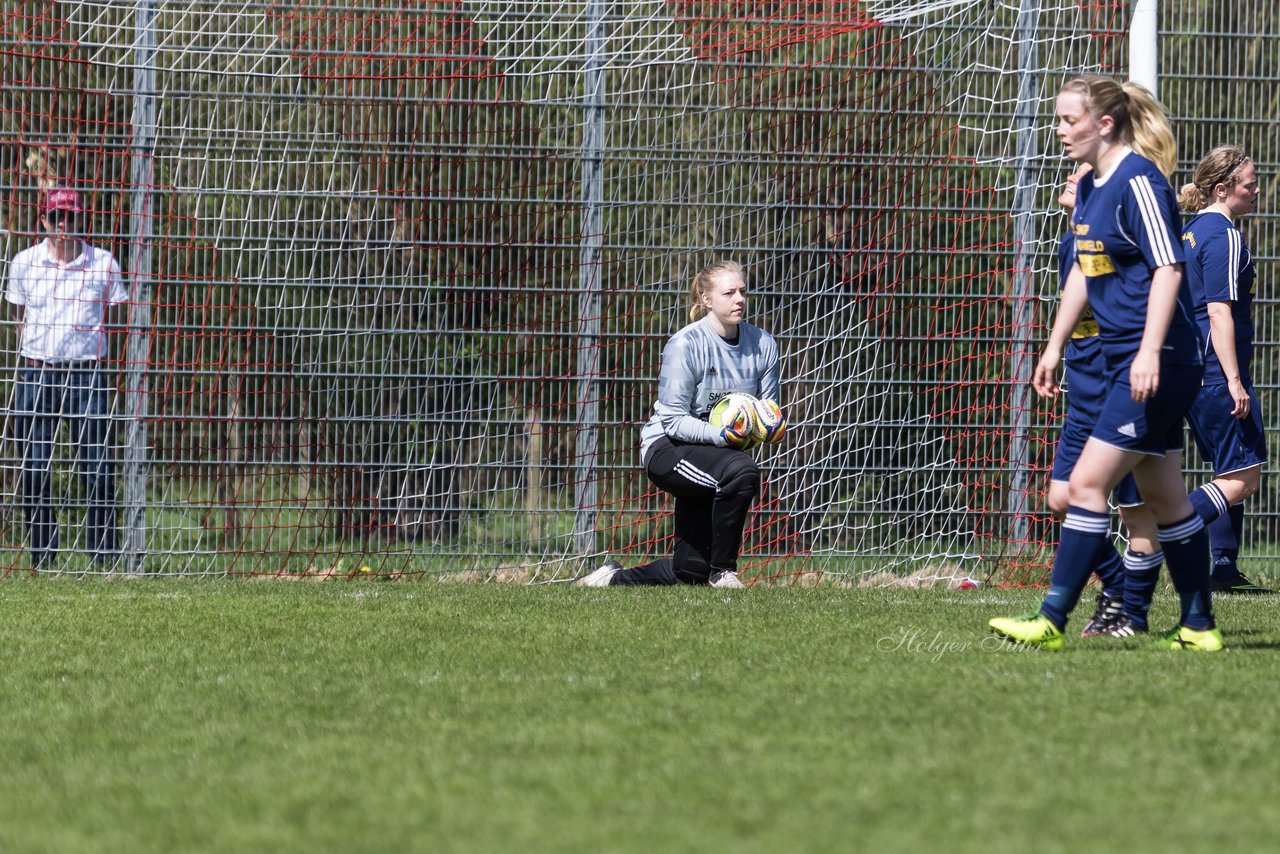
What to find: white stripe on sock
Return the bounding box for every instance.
[1123,549,1164,570]
[1063,512,1110,535]
[1158,517,1204,542]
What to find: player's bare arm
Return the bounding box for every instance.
[1034,265,1089,398]
[1130,263,1182,402]
[1205,301,1249,418]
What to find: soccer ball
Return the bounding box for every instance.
[709,393,759,449]
[750,398,786,444]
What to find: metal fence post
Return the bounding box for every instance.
[1007,0,1042,552]
[574,0,606,558]
[123,0,155,574]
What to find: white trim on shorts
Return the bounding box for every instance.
[1051,475,1147,507]
[1088,437,1168,458]
[1214,461,1266,478]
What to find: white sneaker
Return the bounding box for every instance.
[709,570,746,589]
[572,559,623,587]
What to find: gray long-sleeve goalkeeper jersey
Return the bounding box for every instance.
[638,316,780,466]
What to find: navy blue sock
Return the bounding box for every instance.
[1159,514,1213,631]
[1189,483,1228,525]
[1040,506,1110,630]
[1121,549,1162,629]
[1208,503,1244,574]
[1094,539,1125,600]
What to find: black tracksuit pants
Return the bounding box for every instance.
[609,436,760,586]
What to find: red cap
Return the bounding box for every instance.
[44,187,84,214]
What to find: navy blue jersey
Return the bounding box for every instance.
[1182,210,1255,384]
[1071,149,1199,366]
[1053,232,1141,504]
[1058,232,1100,341]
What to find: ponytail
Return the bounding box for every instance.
[689,260,742,321]
[1121,81,1177,179]
[1060,76,1177,178]
[1179,144,1249,212]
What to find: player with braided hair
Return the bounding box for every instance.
[574,261,781,589]
[1177,146,1269,594]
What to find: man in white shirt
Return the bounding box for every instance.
[7,187,128,568]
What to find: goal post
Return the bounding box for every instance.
[123,0,158,576]
[1130,0,1160,94]
[0,1,1167,583]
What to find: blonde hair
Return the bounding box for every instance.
[688,260,743,321]
[1178,145,1249,212]
[1059,76,1177,178]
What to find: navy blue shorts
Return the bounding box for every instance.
[1187,381,1267,475]
[1061,338,1110,423]
[1092,358,1203,457]
[1051,340,1141,504]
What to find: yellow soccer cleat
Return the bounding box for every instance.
[1154,625,1225,652]
[988,613,1065,651]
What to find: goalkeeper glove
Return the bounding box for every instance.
[720,423,751,449]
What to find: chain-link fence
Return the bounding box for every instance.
[0,1,1274,581]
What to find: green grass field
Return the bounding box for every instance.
[1,580,1278,853]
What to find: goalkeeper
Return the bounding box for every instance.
[574,261,780,589]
